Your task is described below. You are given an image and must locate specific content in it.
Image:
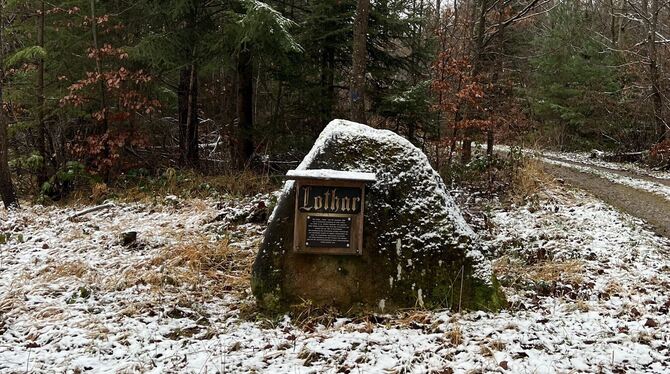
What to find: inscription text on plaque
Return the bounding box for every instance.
[306,216,352,248]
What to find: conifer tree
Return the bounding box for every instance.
[527,2,624,149]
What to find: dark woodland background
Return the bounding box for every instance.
[0,0,669,207]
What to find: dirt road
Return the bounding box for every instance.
[539,157,670,239]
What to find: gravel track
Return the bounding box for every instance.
[541,161,670,239]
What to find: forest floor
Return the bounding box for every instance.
[1,157,670,373]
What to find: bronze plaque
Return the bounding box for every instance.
[306,216,352,248]
[292,178,367,255]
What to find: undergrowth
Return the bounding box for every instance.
[37,168,280,205]
[443,146,552,208]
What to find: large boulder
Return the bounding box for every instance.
[252,120,505,312]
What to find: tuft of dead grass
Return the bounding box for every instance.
[575,300,590,312]
[91,183,110,201]
[290,299,340,330]
[493,256,584,286]
[445,323,463,346]
[107,235,255,300]
[489,339,506,351]
[0,297,17,315]
[603,280,624,296]
[38,260,90,281]
[509,158,553,205]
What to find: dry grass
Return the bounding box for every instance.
[38,260,90,281]
[445,323,463,346]
[493,256,584,286]
[155,237,254,295]
[47,169,278,206]
[114,170,277,203]
[87,324,111,341]
[393,310,434,328]
[107,236,255,299]
[0,297,16,315]
[509,158,554,205]
[34,306,64,320]
[478,341,510,366]
[205,170,275,196]
[575,300,590,312]
[480,345,494,357]
[188,198,210,212]
[603,280,624,295]
[488,339,506,351]
[290,299,340,329]
[91,183,110,201]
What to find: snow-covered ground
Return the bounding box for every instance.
[1,186,669,373]
[540,157,670,201]
[541,150,670,181]
[496,145,670,201]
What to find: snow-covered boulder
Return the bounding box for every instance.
[252,119,505,312]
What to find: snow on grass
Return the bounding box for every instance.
[495,145,670,201]
[0,196,267,373]
[486,187,670,372]
[541,157,670,201]
[541,150,670,181]
[494,145,670,181]
[1,186,669,373]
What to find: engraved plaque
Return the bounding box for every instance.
[287,171,374,256]
[306,216,352,248]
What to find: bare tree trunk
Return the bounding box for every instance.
[608,0,617,45]
[351,0,370,124]
[185,62,199,166]
[178,67,189,164]
[177,4,201,168]
[462,0,489,163]
[448,109,461,167]
[486,2,507,161]
[236,46,254,169]
[0,0,17,208]
[0,120,16,208]
[320,46,335,125]
[434,0,445,168]
[90,0,106,130]
[36,0,46,187]
[617,0,626,46]
[646,0,667,142]
[90,0,110,180]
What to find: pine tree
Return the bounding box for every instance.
[527,2,623,150]
[230,0,301,168]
